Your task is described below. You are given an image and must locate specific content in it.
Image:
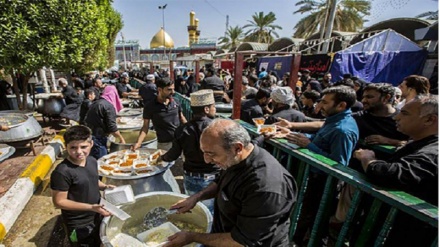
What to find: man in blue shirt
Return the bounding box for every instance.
[287,86,359,245]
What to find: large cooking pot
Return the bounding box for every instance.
[6,94,34,110]
[0,111,43,143]
[35,93,66,116]
[108,129,157,153]
[100,192,212,247]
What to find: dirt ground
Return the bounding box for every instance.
[0,113,185,246]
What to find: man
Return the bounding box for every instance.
[161,90,220,213]
[287,86,359,166]
[241,76,258,99]
[277,72,290,87]
[258,67,268,79]
[265,86,306,124]
[133,78,187,151]
[354,95,438,247]
[165,119,297,247]
[116,72,137,98]
[51,126,113,247]
[300,90,324,119]
[321,72,333,89]
[139,74,157,105]
[240,88,271,124]
[286,86,359,245]
[91,78,105,98]
[396,74,430,109]
[200,67,225,102]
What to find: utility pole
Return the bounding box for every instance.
[225,15,229,36]
[159,4,167,60]
[322,0,338,54]
[121,32,127,70]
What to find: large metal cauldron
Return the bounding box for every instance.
[0,111,43,143]
[6,94,34,110]
[108,129,157,153]
[100,192,213,247]
[35,93,66,117]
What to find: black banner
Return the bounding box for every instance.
[300,54,332,77]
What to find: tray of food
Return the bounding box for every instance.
[117,108,143,117]
[117,116,144,130]
[121,98,134,106]
[0,144,16,163]
[98,149,173,179]
[252,117,265,126]
[0,113,28,128]
[137,222,180,247]
[257,124,276,135]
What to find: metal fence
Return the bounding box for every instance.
[174,93,438,246]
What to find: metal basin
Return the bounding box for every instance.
[0,111,43,143]
[100,192,213,247]
[6,94,34,110]
[108,129,157,153]
[35,93,65,116]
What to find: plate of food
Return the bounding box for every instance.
[252,117,265,126]
[257,125,276,135]
[137,222,180,247]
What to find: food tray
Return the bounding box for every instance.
[117,108,143,117]
[104,184,135,206]
[117,116,144,130]
[98,149,174,180]
[0,144,15,163]
[137,222,180,247]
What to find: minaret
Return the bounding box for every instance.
[188,11,197,46]
[195,18,201,43]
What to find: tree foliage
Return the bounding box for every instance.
[0,0,122,108]
[243,11,282,44]
[217,25,244,50]
[293,0,370,38]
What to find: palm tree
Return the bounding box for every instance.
[293,0,370,38]
[243,11,282,44]
[217,25,244,50]
[416,11,438,20]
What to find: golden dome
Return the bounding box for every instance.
[150,27,174,48]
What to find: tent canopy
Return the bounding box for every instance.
[330,29,427,86]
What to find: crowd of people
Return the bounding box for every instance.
[44,65,437,247]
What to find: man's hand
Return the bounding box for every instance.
[163,232,193,247]
[0,125,10,131]
[131,142,141,151]
[170,196,198,214]
[274,117,292,128]
[354,149,377,172]
[264,125,291,139]
[286,132,310,148]
[91,204,112,217]
[119,136,126,144]
[365,135,388,145]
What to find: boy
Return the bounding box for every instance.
[51,125,114,246]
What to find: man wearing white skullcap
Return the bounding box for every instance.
[265,87,306,124]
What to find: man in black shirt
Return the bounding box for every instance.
[139,74,157,105]
[161,90,219,213]
[200,67,225,102]
[240,88,271,124]
[265,86,306,124]
[134,78,187,151]
[51,126,113,246]
[354,95,438,247]
[166,119,297,247]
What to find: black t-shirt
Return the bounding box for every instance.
[352,110,408,140]
[139,83,157,104]
[265,107,306,124]
[212,146,297,246]
[85,99,118,137]
[143,98,182,143]
[115,82,131,98]
[240,99,263,124]
[162,116,220,173]
[50,156,100,228]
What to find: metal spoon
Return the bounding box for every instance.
[143,207,178,229]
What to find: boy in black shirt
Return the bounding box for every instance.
[51,125,114,246]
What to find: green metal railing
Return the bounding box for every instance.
[174,93,438,246]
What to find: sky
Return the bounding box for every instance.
[112,0,438,48]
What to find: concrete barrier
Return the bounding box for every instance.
[0,135,64,241]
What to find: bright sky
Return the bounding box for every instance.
[112,0,438,48]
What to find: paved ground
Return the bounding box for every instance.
[1,120,185,247]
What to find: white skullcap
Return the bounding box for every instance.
[271,86,295,106]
